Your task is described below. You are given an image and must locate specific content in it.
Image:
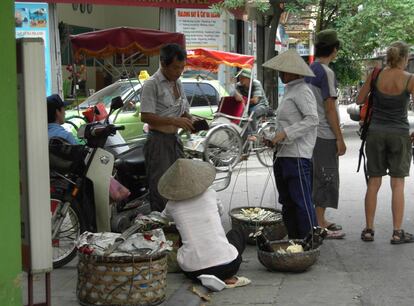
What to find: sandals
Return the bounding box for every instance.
[390,230,414,244]
[325,230,345,239]
[327,223,343,231]
[360,229,414,244]
[225,276,251,289]
[361,228,375,242]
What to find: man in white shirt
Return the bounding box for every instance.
[159,159,249,287]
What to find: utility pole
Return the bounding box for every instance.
[263,0,284,109]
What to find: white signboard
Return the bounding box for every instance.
[296,43,310,56]
[176,8,224,50]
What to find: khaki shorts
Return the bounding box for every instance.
[366,132,412,177]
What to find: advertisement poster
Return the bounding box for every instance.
[176,8,224,50]
[275,25,289,52]
[15,2,51,96]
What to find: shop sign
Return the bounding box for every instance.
[275,25,289,52]
[296,43,310,56]
[17,0,222,9]
[176,8,224,50]
[15,2,52,95]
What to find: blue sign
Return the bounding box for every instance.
[15,2,52,96]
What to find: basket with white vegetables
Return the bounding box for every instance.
[257,239,320,272]
[229,206,287,245]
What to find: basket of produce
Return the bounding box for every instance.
[229,206,287,245]
[257,239,320,273]
[76,229,171,306]
[163,224,182,273]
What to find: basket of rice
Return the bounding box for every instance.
[229,206,287,245]
[257,239,320,272]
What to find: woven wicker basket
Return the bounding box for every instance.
[77,252,167,306]
[229,206,287,245]
[257,239,320,272]
[163,225,182,273]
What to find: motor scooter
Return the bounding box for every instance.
[49,97,150,268]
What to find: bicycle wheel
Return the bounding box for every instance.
[255,124,276,167]
[204,125,242,171]
[51,198,85,268]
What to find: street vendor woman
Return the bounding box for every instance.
[262,49,318,239]
[140,44,194,212]
[159,159,251,288]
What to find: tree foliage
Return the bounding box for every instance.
[211,0,269,13]
[214,0,414,87]
[337,0,414,59]
[321,0,414,85]
[314,0,363,86]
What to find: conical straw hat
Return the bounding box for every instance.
[262,49,315,77]
[158,159,216,201]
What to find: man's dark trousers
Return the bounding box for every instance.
[144,130,184,212]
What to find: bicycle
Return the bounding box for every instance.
[180,98,276,171]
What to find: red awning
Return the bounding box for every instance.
[186,48,255,72]
[17,0,222,9]
[70,27,185,60]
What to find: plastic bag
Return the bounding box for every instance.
[82,102,108,122]
[109,176,130,202]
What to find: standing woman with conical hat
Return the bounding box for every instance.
[262,49,318,239]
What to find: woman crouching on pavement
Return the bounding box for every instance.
[263,49,319,239]
[159,159,250,288]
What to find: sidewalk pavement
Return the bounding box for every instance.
[22,106,414,306]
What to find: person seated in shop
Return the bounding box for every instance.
[47,94,78,145]
[159,159,250,288]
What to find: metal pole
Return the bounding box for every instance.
[28,273,33,306]
[45,272,51,306]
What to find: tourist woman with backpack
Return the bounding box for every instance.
[357,41,414,243]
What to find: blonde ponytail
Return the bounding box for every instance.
[386,41,409,68]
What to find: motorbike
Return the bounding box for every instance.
[49,96,150,268]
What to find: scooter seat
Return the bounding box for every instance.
[114,144,146,175]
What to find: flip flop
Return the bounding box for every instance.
[325,230,346,239]
[225,276,251,289]
[197,274,226,292]
[326,223,343,231]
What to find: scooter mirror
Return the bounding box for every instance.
[110,96,124,112]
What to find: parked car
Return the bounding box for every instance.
[65,78,228,141]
